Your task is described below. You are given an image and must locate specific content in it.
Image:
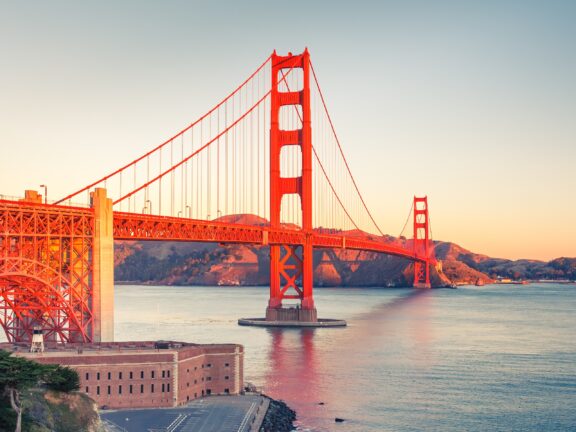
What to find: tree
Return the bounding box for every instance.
[44,365,80,392]
[0,350,48,432]
[0,351,80,432]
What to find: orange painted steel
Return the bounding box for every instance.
[0,200,433,342]
[268,50,315,316]
[0,200,94,343]
[0,50,437,342]
[413,196,432,288]
[113,212,433,261]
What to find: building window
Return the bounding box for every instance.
[129,371,133,379]
[97,372,100,381]
[206,389,211,395]
[194,366,197,371]
[119,372,123,380]
[151,371,155,379]
[194,392,197,398]
[107,372,111,380]
[187,368,189,374]
[97,386,100,395]
[107,386,111,395]
[85,372,90,380]
[194,380,197,384]
[119,385,122,395]
[140,371,144,379]
[207,364,212,368]
[140,384,144,393]
[162,370,165,378]
[85,386,89,393]
[187,383,189,387]
[151,384,155,393]
[129,385,133,394]
[162,383,165,393]
[167,383,170,392]
[167,370,170,378]
[225,363,229,367]
[224,388,230,394]
[225,376,229,380]
[187,396,189,401]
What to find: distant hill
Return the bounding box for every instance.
[114,215,576,287]
[434,242,576,282]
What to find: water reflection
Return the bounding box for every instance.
[266,329,319,393]
[262,289,435,431]
[105,284,576,431]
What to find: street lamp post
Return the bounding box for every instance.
[39,185,47,204]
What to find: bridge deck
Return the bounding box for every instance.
[113,212,430,263]
[0,200,430,264]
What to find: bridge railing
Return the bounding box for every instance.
[0,194,22,201]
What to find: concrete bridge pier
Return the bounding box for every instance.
[91,188,114,342]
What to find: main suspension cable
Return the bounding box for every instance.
[310,61,385,237]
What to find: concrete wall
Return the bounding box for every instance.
[92,188,114,342]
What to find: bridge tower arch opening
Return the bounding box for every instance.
[0,271,88,343]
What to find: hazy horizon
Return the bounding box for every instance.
[1,1,575,260]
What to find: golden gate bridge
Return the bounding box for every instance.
[0,49,436,343]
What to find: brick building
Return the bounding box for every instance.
[2,341,243,409]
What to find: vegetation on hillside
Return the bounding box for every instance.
[0,350,80,432]
[114,239,576,287]
[435,242,576,282]
[115,245,230,284]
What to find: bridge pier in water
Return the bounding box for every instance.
[266,50,320,324]
[266,50,318,324]
[240,49,345,328]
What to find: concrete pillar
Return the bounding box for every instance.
[92,188,114,342]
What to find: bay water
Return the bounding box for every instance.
[113,283,576,431]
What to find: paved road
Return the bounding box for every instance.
[101,395,265,432]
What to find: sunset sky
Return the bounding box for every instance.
[1,1,575,261]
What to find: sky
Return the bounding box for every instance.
[1,0,575,261]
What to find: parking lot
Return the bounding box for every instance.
[101,395,266,432]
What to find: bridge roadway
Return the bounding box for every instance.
[0,199,431,264]
[114,212,432,263]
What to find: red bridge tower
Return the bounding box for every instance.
[266,49,317,322]
[413,196,431,288]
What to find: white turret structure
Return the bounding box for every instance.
[30,326,44,353]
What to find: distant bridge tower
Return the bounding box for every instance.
[413,196,431,288]
[266,49,317,322]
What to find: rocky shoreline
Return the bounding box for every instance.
[259,396,296,432]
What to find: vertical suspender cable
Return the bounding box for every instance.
[257,71,260,218]
[208,113,212,219]
[159,147,162,215]
[217,104,220,218]
[225,100,228,216]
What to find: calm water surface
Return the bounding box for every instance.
[112,283,576,431]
